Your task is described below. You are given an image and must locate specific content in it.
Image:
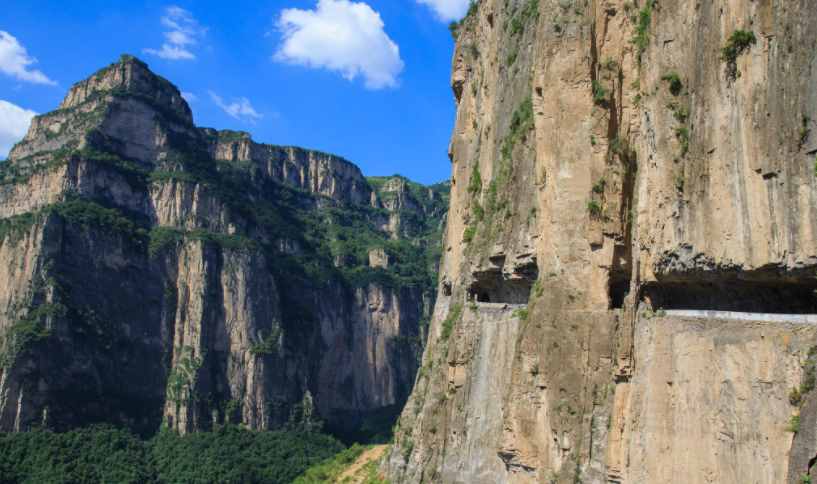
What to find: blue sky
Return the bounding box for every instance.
[0,0,471,184]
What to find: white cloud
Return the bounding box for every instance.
[143,6,206,61]
[416,0,470,21]
[0,31,56,85]
[0,99,36,159]
[181,91,197,103]
[145,44,195,60]
[208,91,262,122]
[275,0,404,90]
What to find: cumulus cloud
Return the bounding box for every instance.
[0,31,56,85]
[416,0,470,22]
[275,0,404,90]
[143,6,206,60]
[208,91,262,122]
[0,99,36,158]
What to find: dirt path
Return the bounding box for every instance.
[335,445,388,483]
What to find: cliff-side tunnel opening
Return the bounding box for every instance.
[469,263,539,305]
[642,279,817,314]
[470,278,533,304]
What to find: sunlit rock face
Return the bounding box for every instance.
[0,55,448,440]
[385,1,817,483]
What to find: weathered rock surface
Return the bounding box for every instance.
[609,314,815,484]
[386,1,817,483]
[0,55,448,440]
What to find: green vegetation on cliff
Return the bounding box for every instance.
[0,197,149,248]
[631,1,655,58]
[448,0,480,39]
[361,175,449,290]
[464,96,533,250]
[721,29,756,80]
[0,54,445,449]
[440,303,463,342]
[0,211,38,243]
[52,197,148,239]
[661,72,683,96]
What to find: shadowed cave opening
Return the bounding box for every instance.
[642,279,817,314]
[468,262,539,305]
[609,277,630,309]
[608,244,633,309]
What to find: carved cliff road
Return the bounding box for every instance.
[664,310,817,325]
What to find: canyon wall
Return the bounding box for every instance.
[0,55,448,440]
[386,0,817,482]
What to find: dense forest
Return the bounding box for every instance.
[0,425,345,483]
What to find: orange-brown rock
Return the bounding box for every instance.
[386,1,817,483]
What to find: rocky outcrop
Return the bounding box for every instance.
[368,175,450,240]
[202,128,373,206]
[386,1,817,483]
[0,55,447,440]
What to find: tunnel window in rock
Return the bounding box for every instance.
[468,256,539,305]
[641,278,817,314]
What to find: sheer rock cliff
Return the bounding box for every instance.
[386,1,817,483]
[0,55,448,441]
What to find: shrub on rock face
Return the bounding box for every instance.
[721,30,757,80]
[440,303,463,342]
[587,200,603,219]
[661,72,683,96]
[631,1,655,58]
[449,21,459,40]
[592,80,608,105]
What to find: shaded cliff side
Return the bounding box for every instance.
[387,1,817,483]
[0,55,449,442]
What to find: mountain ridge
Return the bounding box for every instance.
[0,53,447,442]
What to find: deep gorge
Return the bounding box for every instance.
[2,0,817,483]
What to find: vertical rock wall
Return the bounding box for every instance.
[0,55,444,440]
[387,1,817,483]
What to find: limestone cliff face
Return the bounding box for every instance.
[202,129,373,206]
[0,55,446,440]
[387,1,817,483]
